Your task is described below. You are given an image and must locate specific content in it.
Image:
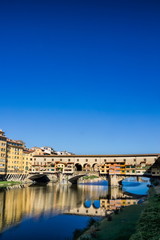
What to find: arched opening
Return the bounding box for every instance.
[92,200,100,209]
[84,200,92,208]
[83,163,91,171]
[75,163,82,171]
[92,163,99,172]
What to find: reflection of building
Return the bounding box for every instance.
[100,199,138,211]
[0,184,139,233]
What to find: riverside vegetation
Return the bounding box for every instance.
[0,181,22,187]
[75,185,160,240]
[130,188,160,240]
[74,205,144,240]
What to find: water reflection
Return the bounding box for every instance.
[0,183,142,234]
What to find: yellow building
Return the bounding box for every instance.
[6,139,25,176]
[0,130,7,178]
[23,150,33,174]
[0,130,29,180]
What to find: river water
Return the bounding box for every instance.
[0,178,149,240]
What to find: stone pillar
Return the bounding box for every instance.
[136,176,141,182]
[108,174,120,187]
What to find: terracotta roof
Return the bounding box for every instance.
[23,151,30,154]
[33,153,160,158]
[0,135,7,140]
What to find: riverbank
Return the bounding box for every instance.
[76,204,145,240]
[129,187,160,240]
[0,181,22,187]
[76,185,160,240]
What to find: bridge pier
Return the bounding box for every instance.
[136,176,143,182]
[108,174,126,187]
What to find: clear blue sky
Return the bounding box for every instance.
[0,0,160,154]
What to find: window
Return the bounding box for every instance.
[95,159,97,162]
[68,159,70,162]
[77,159,79,162]
[86,159,88,162]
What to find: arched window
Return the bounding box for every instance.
[75,163,82,171]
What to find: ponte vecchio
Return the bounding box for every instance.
[31,153,160,186]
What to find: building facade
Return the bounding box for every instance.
[0,130,27,179]
[0,130,7,176]
[31,154,160,176]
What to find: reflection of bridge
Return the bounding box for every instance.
[65,198,139,217]
[0,184,141,233]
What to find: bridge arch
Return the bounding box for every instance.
[92,163,99,171]
[92,200,100,209]
[75,163,82,171]
[84,200,92,208]
[83,163,91,171]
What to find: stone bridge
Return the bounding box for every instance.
[68,174,86,184]
[28,172,87,185]
[28,171,153,186]
[28,172,58,183]
[31,154,160,186]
